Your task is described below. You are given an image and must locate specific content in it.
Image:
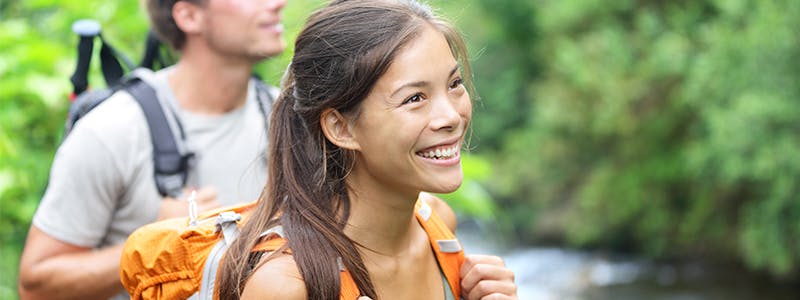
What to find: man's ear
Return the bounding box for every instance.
[320,108,360,150]
[173,1,204,34]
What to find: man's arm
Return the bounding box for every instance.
[18,226,124,300]
[18,100,136,299]
[19,186,222,300]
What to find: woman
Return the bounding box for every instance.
[218,1,518,299]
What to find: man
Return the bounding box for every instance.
[18,0,287,299]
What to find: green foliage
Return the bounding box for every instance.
[440,1,539,151]
[681,0,800,275]
[1,4,72,297]
[438,154,497,220]
[489,0,800,277]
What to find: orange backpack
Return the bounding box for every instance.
[120,194,464,299]
[120,201,258,299]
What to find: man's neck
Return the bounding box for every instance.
[168,50,255,115]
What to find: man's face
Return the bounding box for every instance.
[200,0,287,62]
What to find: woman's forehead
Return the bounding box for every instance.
[375,26,459,94]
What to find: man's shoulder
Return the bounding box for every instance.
[76,89,145,131]
[69,88,151,151]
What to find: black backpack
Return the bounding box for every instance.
[65,19,274,198]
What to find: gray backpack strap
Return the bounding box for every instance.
[252,78,276,131]
[252,78,276,168]
[126,80,192,198]
[193,211,245,300]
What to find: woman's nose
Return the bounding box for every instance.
[429,96,465,132]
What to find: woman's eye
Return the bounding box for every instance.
[449,77,463,89]
[402,93,423,105]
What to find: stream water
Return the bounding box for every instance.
[456,221,799,300]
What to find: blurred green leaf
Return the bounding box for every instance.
[439,154,497,220]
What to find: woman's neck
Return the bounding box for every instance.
[344,177,422,257]
[343,176,445,299]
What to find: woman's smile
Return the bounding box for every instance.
[415,142,461,166]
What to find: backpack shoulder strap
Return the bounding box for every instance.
[339,270,361,300]
[252,226,289,253]
[125,79,191,197]
[252,78,277,105]
[414,194,465,298]
[252,78,277,132]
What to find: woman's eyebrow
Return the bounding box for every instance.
[448,64,460,78]
[390,64,461,98]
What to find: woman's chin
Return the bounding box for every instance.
[427,178,464,195]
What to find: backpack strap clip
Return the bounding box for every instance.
[216,211,243,245]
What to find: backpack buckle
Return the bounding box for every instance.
[216,211,242,225]
[216,211,242,245]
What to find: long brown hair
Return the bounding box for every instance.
[218,1,472,299]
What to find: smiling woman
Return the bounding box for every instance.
[216,0,517,300]
[343,26,471,197]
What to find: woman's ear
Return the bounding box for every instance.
[321,108,360,150]
[173,1,204,34]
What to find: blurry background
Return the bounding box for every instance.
[2,0,800,299]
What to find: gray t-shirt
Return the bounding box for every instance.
[32,68,270,298]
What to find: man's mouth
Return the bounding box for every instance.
[260,22,284,34]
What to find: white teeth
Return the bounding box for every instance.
[418,146,459,159]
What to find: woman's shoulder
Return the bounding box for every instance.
[241,253,307,300]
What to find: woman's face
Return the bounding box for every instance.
[347,25,472,197]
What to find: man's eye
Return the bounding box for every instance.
[403,93,423,104]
